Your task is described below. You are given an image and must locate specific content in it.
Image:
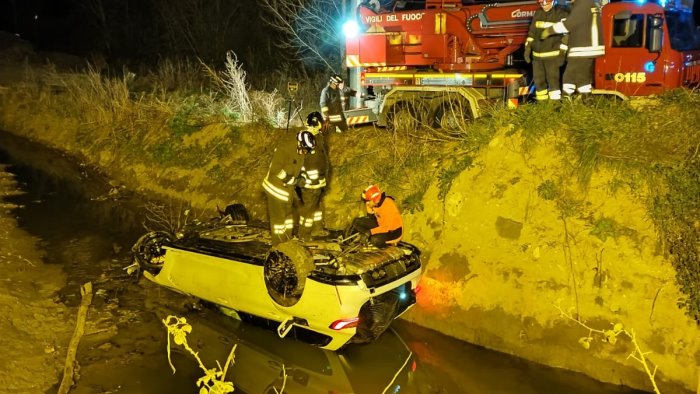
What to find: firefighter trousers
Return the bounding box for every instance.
[350,216,402,248]
[327,113,349,133]
[266,192,295,245]
[533,58,563,100]
[297,187,324,240]
[563,58,595,96]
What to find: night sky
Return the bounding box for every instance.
[1,0,699,64]
[0,0,276,67]
[1,0,97,53]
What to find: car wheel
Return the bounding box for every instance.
[222,203,249,224]
[264,240,314,307]
[132,231,172,274]
[353,290,400,344]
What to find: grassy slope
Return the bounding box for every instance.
[1,64,699,393]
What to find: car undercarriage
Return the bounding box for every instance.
[131,204,422,350]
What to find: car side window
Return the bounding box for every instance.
[612,14,644,47]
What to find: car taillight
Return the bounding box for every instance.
[329,317,359,330]
[411,360,417,372]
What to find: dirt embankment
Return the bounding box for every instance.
[0,166,73,393]
[0,45,698,393]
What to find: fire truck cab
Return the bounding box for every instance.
[594,0,700,97]
[344,0,540,130]
[343,0,700,129]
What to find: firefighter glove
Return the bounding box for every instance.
[540,27,555,40]
[358,230,371,244]
[320,119,331,133]
[524,46,532,64]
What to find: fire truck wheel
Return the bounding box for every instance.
[387,102,425,132]
[434,99,472,134]
[132,231,173,274]
[264,240,315,307]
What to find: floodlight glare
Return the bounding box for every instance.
[343,20,360,38]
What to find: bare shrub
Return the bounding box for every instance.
[249,89,288,127]
[259,0,349,71]
[47,65,133,127]
[142,201,207,234]
[149,58,206,94]
[202,51,253,123]
[248,66,326,128]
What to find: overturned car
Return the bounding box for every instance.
[131,204,422,351]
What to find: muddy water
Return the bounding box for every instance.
[0,130,648,394]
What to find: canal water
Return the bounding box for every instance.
[0,130,648,394]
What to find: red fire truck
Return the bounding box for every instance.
[343,0,700,129]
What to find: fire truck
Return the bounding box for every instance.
[342,0,700,129]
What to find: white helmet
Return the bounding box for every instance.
[329,74,343,84]
[296,130,316,151]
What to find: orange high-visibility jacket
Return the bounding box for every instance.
[367,193,403,235]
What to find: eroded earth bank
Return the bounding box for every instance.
[1,47,698,392]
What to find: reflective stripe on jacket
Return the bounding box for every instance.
[553,0,604,58]
[320,85,344,119]
[527,6,569,58]
[262,134,304,202]
[301,131,328,189]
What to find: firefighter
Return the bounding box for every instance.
[540,0,604,97]
[297,111,330,240]
[320,74,363,133]
[525,0,569,101]
[349,184,403,248]
[262,130,316,245]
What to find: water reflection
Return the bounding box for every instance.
[391,320,648,394]
[0,130,145,245]
[175,310,416,394]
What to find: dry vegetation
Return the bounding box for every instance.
[3,50,699,331]
[1,46,699,391]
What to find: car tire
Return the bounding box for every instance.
[222,203,249,224]
[132,231,172,274]
[264,240,314,307]
[353,290,400,344]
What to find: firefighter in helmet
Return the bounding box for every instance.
[348,184,403,248]
[320,74,364,133]
[525,0,569,101]
[541,0,604,97]
[262,129,316,245]
[297,111,330,239]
